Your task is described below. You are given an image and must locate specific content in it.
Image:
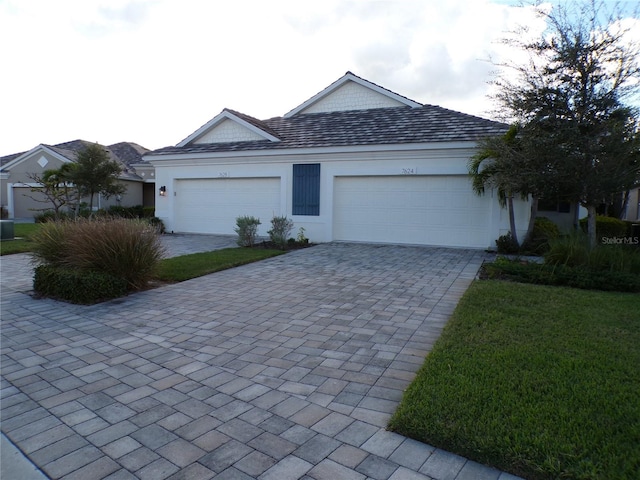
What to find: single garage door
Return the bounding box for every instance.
[333,175,490,248]
[174,178,280,235]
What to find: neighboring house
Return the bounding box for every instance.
[146,71,533,249]
[0,140,155,219]
[622,188,640,222]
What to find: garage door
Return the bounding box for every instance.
[174,178,280,235]
[333,176,490,248]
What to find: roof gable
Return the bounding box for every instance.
[284,71,422,118]
[178,109,281,147]
[1,144,72,171]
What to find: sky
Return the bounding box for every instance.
[1,0,638,156]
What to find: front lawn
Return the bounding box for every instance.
[389,281,640,480]
[156,248,286,282]
[0,223,40,255]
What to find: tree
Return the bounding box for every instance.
[493,0,640,247]
[470,125,525,246]
[470,123,559,247]
[71,143,126,212]
[26,164,79,219]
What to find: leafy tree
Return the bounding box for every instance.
[71,143,126,212]
[492,0,640,247]
[26,163,78,219]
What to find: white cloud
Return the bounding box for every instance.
[0,0,635,156]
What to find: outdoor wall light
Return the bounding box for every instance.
[159,186,167,196]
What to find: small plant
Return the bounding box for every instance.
[296,227,309,245]
[268,215,294,248]
[235,216,261,247]
[34,265,128,304]
[495,232,519,254]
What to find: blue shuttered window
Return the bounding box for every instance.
[292,164,320,216]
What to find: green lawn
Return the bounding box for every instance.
[0,223,40,255]
[389,281,640,480]
[156,248,286,282]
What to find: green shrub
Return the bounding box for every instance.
[235,216,261,247]
[34,210,71,223]
[147,217,165,234]
[521,217,560,255]
[546,232,640,273]
[579,215,629,243]
[495,232,519,254]
[267,215,294,248]
[483,258,640,292]
[143,207,155,218]
[34,265,127,304]
[30,218,165,291]
[545,231,591,268]
[107,205,145,219]
[296,227,309,244]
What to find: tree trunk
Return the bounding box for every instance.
[508,195,519,246]
[587,204,597,249]
[523,196,538,246]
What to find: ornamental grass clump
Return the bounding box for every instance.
[31,217,165,292]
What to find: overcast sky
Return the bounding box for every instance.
[1,0,638,156]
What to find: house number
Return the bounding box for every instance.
[402,168,417,175]
[219,172,230,178]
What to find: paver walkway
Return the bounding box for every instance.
[1,237,520,480]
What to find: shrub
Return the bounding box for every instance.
[30,218,165,291]
[579,215,629,243]
[546,232,640,274]
[235,216,261,247]
[267,215,294,248]
[107,205,145,219]
[34,210,71,223]
[483,258,640,293]
[545,231,591,268]
[521,217,560,255]
[147,217,165,234]
[34,265,127,304]
[143,207,155,218]
[495,232,519,254]
[296,227,309,244]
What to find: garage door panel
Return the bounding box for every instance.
[175,178,280,235]
[333,176,489,248]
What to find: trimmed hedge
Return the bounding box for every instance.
[482,258,640,293]
[34,265,128,304]
[580,215,629,241]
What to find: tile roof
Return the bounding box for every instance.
[149,105,508,157]
[1,141,151,181]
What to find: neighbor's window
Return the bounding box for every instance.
[539,198,571,213]
[292,164,320,216]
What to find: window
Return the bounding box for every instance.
[539,198,571,213]
[292,164,320,215]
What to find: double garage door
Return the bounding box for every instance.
[333,176,490,248]
[174,175,490,247]
[174,178,280,235]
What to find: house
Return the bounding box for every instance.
[146,72,531,249]
[0,140,155,219]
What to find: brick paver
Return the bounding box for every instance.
[1,237,523,479]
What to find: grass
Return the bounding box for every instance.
[388,281,640,480]
[0,223,40,255]
[156,247,286,282]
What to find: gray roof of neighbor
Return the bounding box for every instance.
[0,141,151,181]
[149,105,508,156]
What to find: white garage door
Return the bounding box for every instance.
[174,178,280,235]
[333,176,490,248]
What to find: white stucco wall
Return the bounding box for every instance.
[151,144,531,249]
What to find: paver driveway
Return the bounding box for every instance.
[1,241,519,480]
